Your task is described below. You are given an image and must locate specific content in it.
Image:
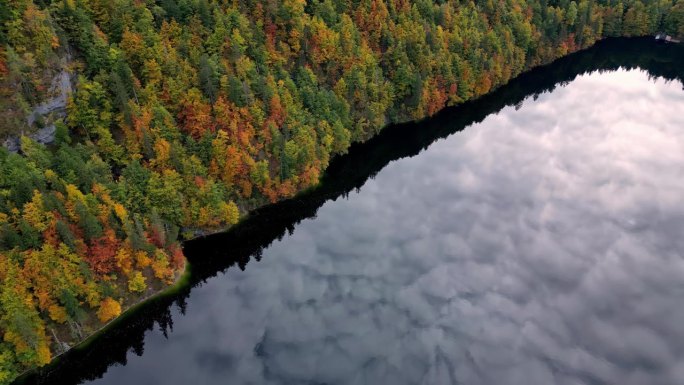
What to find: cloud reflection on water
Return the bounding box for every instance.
[92,69,684,385]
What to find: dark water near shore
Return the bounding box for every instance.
[17,38,684,385]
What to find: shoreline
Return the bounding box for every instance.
[13,262,192,382]
[15,34,678,384]
[55,34,604,352]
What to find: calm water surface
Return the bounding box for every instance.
[81,69,684,385]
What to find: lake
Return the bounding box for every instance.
[18,38,684,385]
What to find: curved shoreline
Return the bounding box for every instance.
[12,263,192,382]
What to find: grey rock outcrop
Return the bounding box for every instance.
[3,55,73,152]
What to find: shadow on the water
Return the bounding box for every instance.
[15,37,684,385]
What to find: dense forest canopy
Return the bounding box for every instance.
[0,0,683,382]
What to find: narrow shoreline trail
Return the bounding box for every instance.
[1,0,684,383]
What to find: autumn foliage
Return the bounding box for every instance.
[96,298,122,323]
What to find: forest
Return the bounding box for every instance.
[0,0,683,382]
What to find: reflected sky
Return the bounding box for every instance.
[90,69,684,385]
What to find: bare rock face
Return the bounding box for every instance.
[28,69,72,126]
[3,137,20,153]
[33,124,58,144]
[3,55,73,152]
